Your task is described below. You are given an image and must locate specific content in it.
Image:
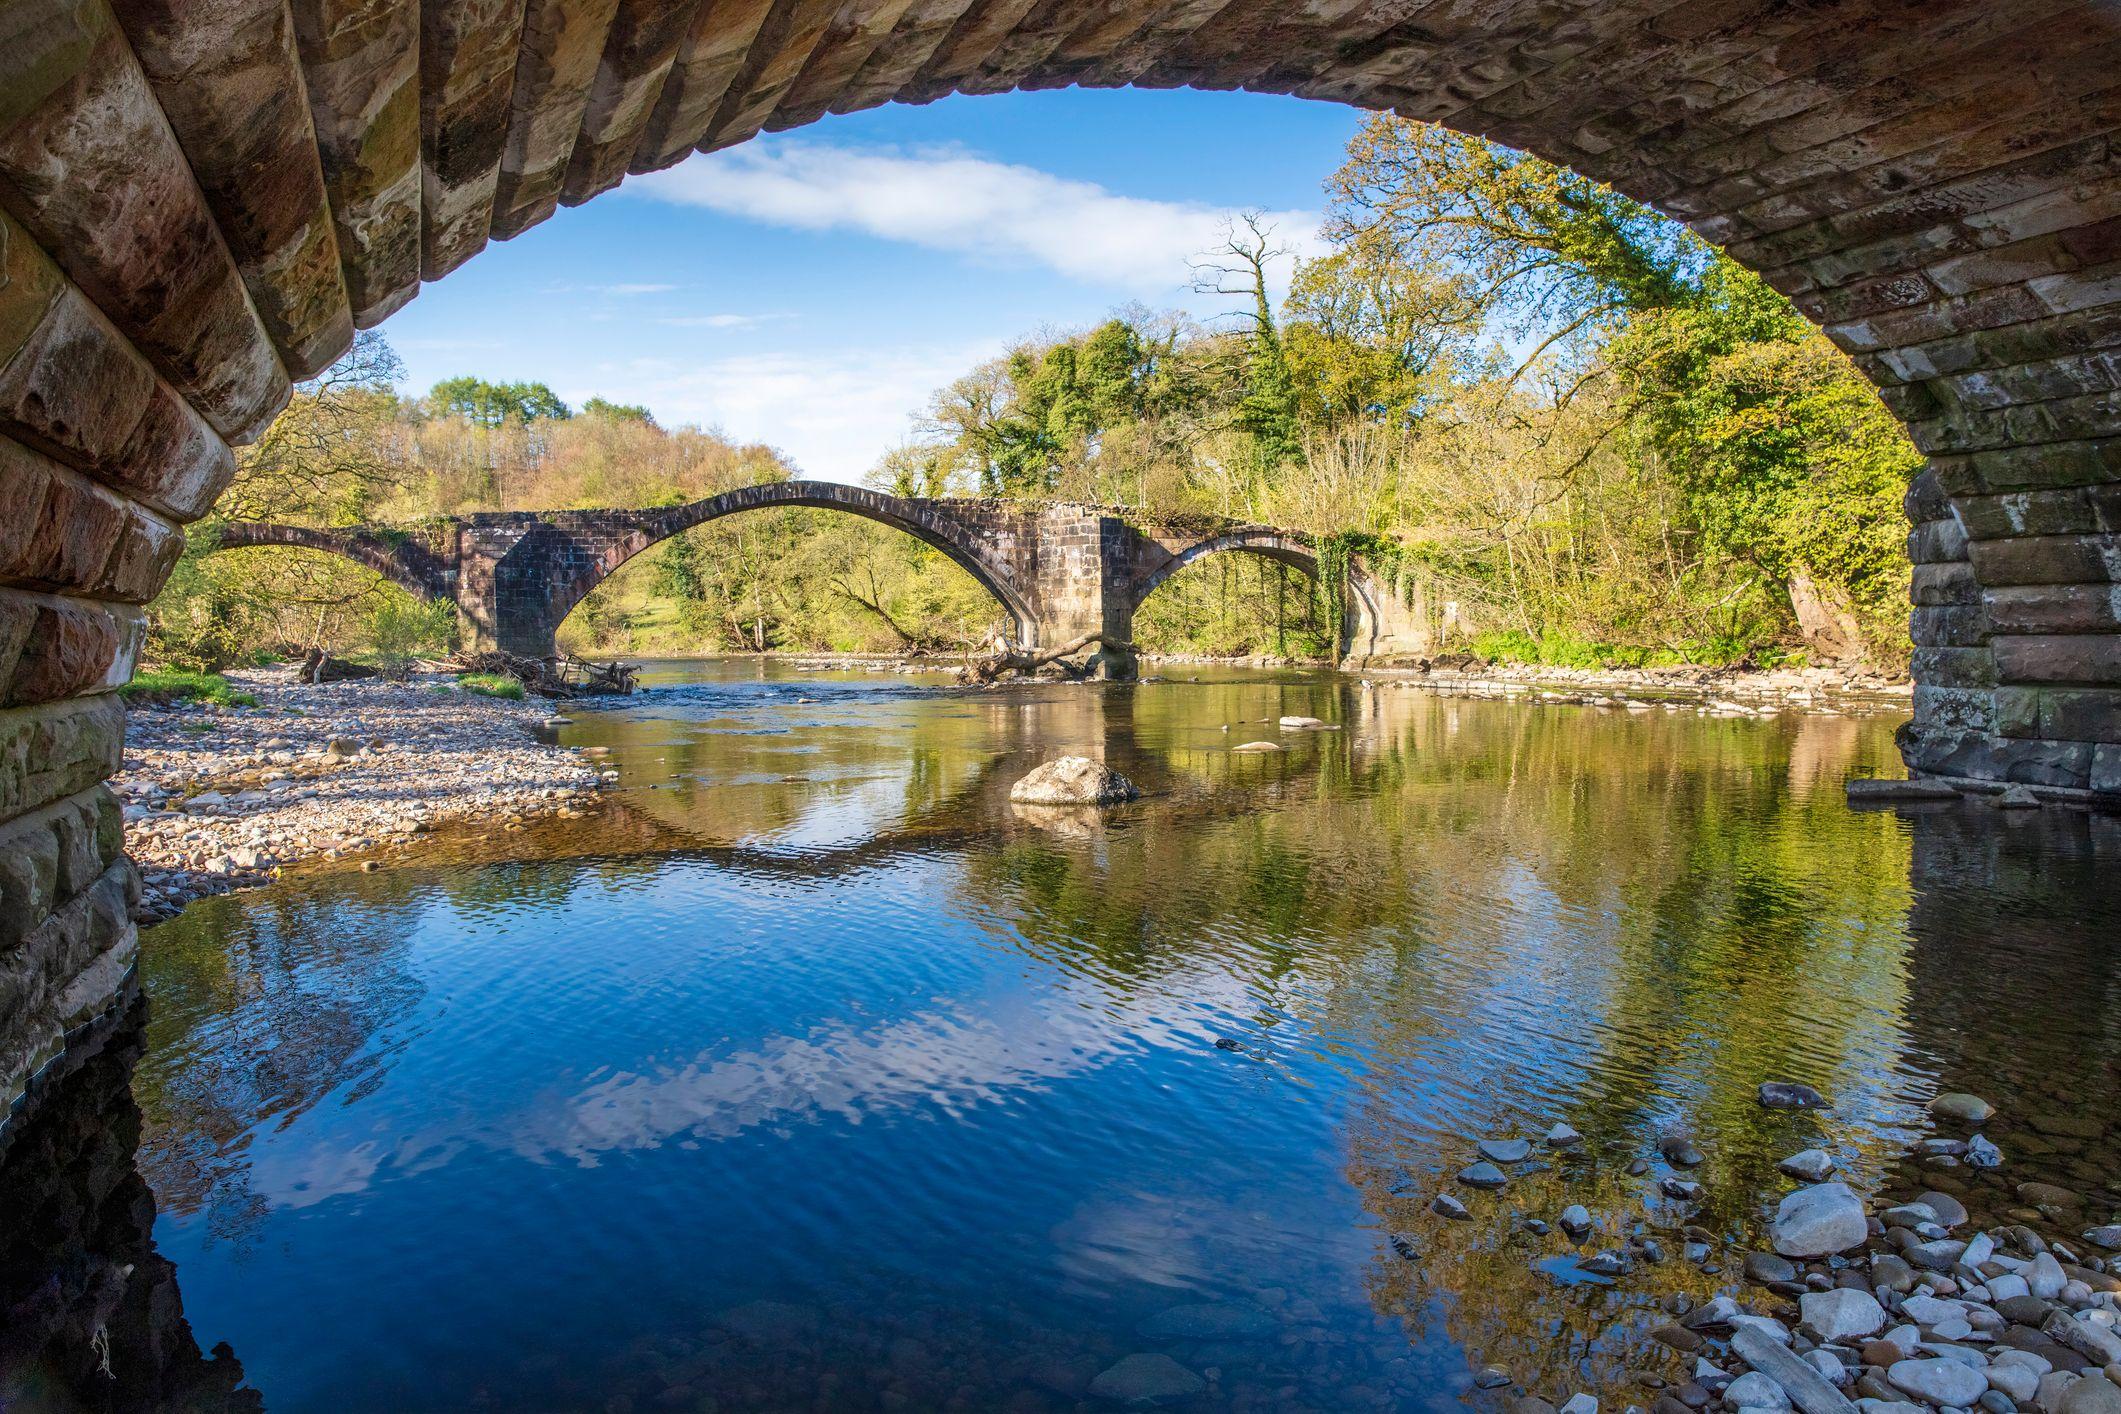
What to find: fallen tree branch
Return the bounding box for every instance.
[960,632,1136,684]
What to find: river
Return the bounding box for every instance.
[17,662,2121,1411]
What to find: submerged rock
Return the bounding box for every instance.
[1758,1081,1830,1110]
[1545,1122,1583,1148]
[1458,1161,1508,1189]
[1008,756,1139,805]
[1479,1138,1533,1163]
[1928,1092,1995,1125]
[1089,1353,1203,1403]
[1231,740,1283,753]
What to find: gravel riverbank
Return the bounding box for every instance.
[118,667,606,923]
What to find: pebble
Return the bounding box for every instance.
[1480,1138,1533,1163]
[1779,1150,1837,1182]
[1758,1082,1830,1111]
[1459,1161,1508,1189]
[1770,1183,1869,1258]
[1888,1357,1990,1406]
[120,667,603,922]
[1931,1093,1997,1125]
[1546,1123,1584,1148]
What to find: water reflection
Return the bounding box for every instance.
[92,664,2121,1409]
[0,994,259,1413]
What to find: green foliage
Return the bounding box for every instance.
[426,376,571,428]
[366,596,457,670]
[457,672,525,700]
[581,396,657,426]
[122,670,257,708]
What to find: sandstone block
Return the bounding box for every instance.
[0,695,125,824]
[1992,633,2121,685]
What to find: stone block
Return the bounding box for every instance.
[0,591,141,707]
[1991,633,2121,685]
[1910,646,1998,689]
[1967,534,2121,587]
[0,810,59,950]
[0,279,156,479]
[0,695,125,825]
[1910,684,1995,734]
[1910,604,1991,648]
[1907,517,1968,564]
[1912,560,1982,605]
[1985,583,2121,634]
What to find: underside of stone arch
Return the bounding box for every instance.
[4,0,2121,1130]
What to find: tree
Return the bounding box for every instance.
[427,376,572,428]
[1192,214,1301,470]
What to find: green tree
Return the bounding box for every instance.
[427,376,572,427]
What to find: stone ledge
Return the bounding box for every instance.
[0,782,122,950]
[0,694,127,824]
[0,857,139,1138]
[0,586,145,706]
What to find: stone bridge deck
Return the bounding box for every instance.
[210,481,1432,666]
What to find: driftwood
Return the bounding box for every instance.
[960,632,1135,685]
[453,650,638,698]
[299,647,380,683]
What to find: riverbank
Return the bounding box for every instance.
[1478,1086,2121,1414]
[118,667,606,923]
[1355,657,1912,715]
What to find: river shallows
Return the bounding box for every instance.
[128,663,2119,1411]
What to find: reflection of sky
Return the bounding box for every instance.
[132,663,2094,1414]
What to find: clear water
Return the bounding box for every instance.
[113,663,2121,1411]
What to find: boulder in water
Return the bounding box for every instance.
[1008,756,1138,806]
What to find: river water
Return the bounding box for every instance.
[29,663,2121,1411]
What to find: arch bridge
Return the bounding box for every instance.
[212,482,1428,670]
[6,0,2121,1132]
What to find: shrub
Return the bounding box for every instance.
[457,672,525,700]
[122,670,258,708]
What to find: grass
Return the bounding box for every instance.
[122,669,257,708]
[457,672,526,700]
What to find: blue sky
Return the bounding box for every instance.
[379,88,1365,481]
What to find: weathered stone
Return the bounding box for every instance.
[1801,1289,1886,1343]
[0,696,126,824]
[1008,756,1137,805]
[1771,1184,1869,1258]
[0,0,290,438]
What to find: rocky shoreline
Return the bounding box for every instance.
[1451,1088,2121,1414]
[1352,660,1912,718]
[118,667,607,923]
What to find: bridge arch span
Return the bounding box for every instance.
[207,523,458,604]
[533,480,1039,653]
[1127,528,1406,662]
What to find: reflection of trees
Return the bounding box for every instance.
[961,687,1925,1399]
[0,996,262,1412]
[135,874,436,1238]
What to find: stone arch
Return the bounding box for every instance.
[206,523,458,604]
[5,12,2118,788]
[545,481,1038,648]
[11,0,2121,1136]
[1127,528,1407,661]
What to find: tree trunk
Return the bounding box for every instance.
[1786,565,1866,665]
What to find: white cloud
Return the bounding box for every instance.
[655,312,787,329]
[574,340,1004,481]
[630,140,1323,299]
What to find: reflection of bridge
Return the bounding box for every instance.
[212,481,1428,671]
